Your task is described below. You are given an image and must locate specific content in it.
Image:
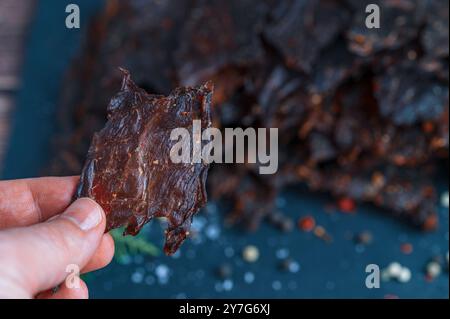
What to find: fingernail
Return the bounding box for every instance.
[61,198,103,231]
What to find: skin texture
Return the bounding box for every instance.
[0,176,114,299]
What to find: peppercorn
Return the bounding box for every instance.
[242,245,259,263]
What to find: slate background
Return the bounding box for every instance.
[1,0,448,298]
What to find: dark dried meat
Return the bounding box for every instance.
[175,0,271,86]
[346,0,426,57]
[265,0,350,73]
[76,69,213,255]
[375,62,449,125]
[50,0,449,232]
[422,0,449,59]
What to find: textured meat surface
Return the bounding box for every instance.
[76,69,213,255]
[51,0,449,231]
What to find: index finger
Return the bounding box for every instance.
[0,176,79,229]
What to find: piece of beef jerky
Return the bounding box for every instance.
[422,0,449,59]
[346,0,426,57]
[420,56,449,83]
[257,66,298,127]
[92,0,192,96]
[434,106,449,153]
[208,165,276,230]
[333,81,379,153]
[76,69,213,255]
[308,132,337,163]
[309,38,363,94]
[375,62,449,125]
[265,0,350,73]
[175,0,271,86]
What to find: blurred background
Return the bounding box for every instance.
[0,0,448,298]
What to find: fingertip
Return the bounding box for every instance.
[103,233,115,263]
[82,233,115,273]
[4,197,108,295]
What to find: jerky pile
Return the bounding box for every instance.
[50,0,449,231]
[76,69,213,255]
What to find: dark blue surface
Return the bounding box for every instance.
[1,0,448,298]
[2,0,104,179]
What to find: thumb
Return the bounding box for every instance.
[0,198,105,298]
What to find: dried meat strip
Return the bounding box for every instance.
[346,0,426,57]
[175,0,271,86]
[265,0,350,73]
[375,62,449,125]
[76,69,213,255]
[422,0,449,59]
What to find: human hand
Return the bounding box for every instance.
[0,176,114,299]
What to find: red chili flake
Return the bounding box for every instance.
[298,216,316,232]
[422,121,435,134]
[337,197,356,213]
[424,274,434,282]
[384,294,399,299]
[400,243,413,255]
[423,215,438,231]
